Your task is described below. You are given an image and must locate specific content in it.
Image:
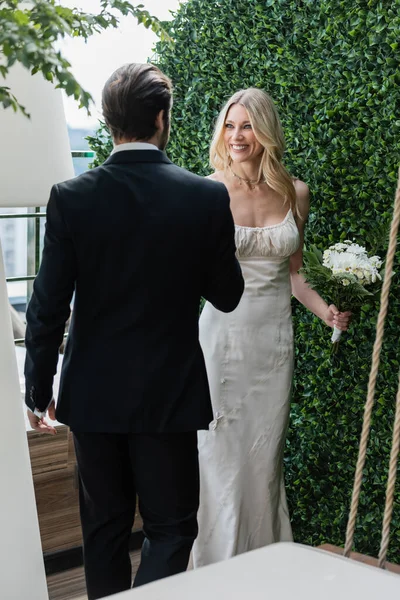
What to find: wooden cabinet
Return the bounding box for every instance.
[28,427,82,553]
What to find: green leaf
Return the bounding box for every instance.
[0,0,172,117]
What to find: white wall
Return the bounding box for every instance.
[0,64,75,599]
[0,240,48,600]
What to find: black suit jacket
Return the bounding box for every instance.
[24,150,244,433]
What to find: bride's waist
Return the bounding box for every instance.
[240,269,291,295]
[241,286,291,301]
[202,294,292,326]
[239,256,290,274]
[239,288,292,308]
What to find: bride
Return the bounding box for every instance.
[193,88,351,567]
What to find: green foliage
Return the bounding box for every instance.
[157,0,400,562]
[86,121,113,168]
[0,0,171,117]
[88,0,400,560]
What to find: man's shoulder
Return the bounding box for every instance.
[55,165,107,197]
[54,161,228,209]
[168,162,227,195]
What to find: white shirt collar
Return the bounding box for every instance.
[111,142,159,154]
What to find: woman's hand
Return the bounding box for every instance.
[324,304,352,330]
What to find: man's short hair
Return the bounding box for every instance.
[102,63,172,141]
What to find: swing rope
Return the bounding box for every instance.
[378,372,400,567]
[343,168,400,565]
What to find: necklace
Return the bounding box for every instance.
[228,164,265,189]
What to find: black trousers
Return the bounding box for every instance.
[73,431,199,600]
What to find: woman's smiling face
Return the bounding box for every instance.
[224,103,264,164]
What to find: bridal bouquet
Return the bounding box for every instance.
[301,240,383,350]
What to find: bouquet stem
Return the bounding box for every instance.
[331,325,342,344]
[331,326,342,354]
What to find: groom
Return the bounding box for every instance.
[24,63,244,599]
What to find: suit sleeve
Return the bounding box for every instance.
[202,185,244,313]
[24,184,76,412]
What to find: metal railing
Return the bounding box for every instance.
[1,150,96,344]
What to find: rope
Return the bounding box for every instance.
[343,168,400,560]
[378,372,400,567]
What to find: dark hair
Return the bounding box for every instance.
[102,63,172,141]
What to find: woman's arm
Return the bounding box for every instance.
[290,181,351,330]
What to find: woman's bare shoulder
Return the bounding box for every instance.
[293,178,309,209]
[293,178,309,196]
[292,178,310,223]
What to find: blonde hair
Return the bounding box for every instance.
[210,88,299,216]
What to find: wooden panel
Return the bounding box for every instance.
[28,425,69,476]
[35,464,82,552]
[27,426,81,552]
[318,544,400,574]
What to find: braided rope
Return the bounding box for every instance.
[343,169,400,559]
[378,372,400,568]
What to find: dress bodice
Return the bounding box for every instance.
[234,209,300,259]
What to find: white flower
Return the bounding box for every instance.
[346,243,367,256]
[329,242,348,252]
[341,279,351,286]
[370,255,383,268]
[322,241,381,286]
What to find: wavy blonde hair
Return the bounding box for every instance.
[210,88,298,216]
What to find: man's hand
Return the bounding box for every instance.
[27,400,57,435]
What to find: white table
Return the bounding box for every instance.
[107,542,400,599]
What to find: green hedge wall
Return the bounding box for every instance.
[89,0,400,560]
[157,0,400,560]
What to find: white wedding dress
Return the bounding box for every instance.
[193,208,300,567]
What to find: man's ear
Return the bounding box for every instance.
[155,109,164,131]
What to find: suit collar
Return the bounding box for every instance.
[103,150,172,166]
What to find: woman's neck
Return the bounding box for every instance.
[229,160,264,189]
[228,158,263,186]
